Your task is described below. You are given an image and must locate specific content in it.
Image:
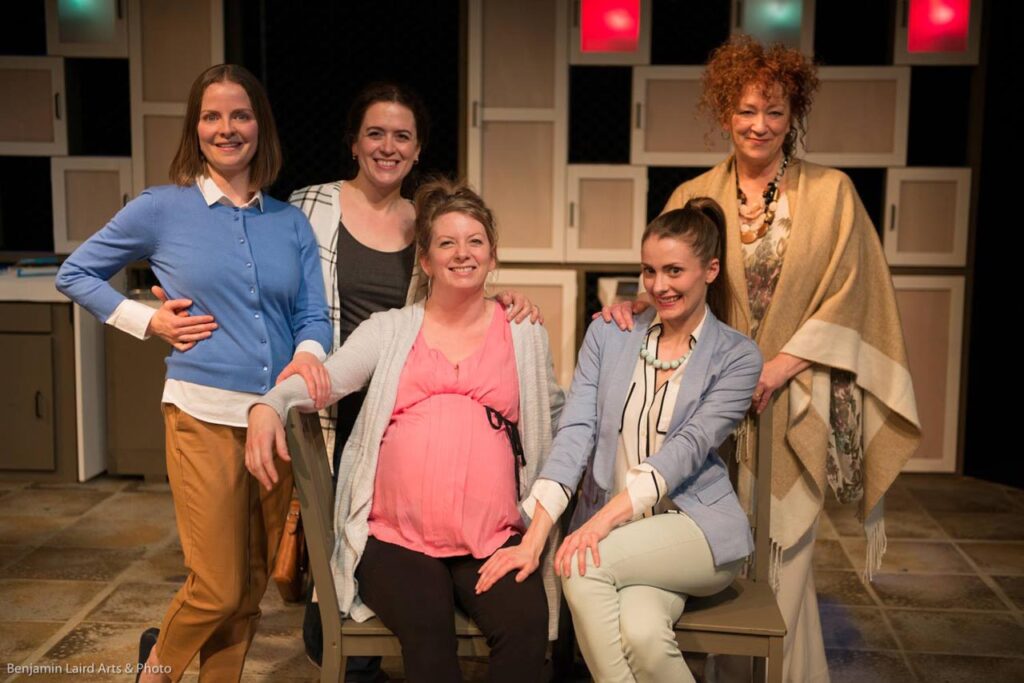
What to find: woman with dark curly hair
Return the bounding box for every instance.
[603,36,921,681]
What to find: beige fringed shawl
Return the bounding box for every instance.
[663,156,921,581]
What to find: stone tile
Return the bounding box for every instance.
[125,480,171,494]
[870,573,1005,610]
[825,649,914,683]
[842,539,971,573]
[819,605,898,650]
[85,581,179,624]
[958,542,1024,574]
[931,512,1024,541]
[0,621,66,666]
[993,576,1024,610]
[829,504,944,539]
[45,510,175,551]
[907,653,1024,683]
[887,610,1024,656]
[817,513,839,540]
[911,486,1018,514]
[1005,487,1024,513]
[0,578,106,621]
[30,475,131,492]
[814,570,875,606]
[814,539,853,570]
[258,583,306,632]
[121,540,188,584]
[89,490,175,521]
[0,544,32,569]
[901,474,996,493]
[0,515,76,545]
[1,546,143,581]
[39,622,152,682]
[0,488,111,517]
[243,626,320,679]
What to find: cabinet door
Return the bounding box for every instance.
[567,164,647,262]
[45,0,129,58]
[51,156,133,253]
[0,334,56,471]
[884,168,970,267]
[0,56,68,156]
[105,327,167,477]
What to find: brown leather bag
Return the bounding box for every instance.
[272,497,307,603]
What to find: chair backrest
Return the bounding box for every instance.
[286,409,344,638]
[751,403,773,583]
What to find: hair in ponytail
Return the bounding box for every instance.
[642,197,732,322]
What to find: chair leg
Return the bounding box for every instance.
[320,641,342,683]
[766,636,783,683]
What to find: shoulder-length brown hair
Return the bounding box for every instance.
[169,64,282,189]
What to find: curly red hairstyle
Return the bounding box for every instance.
[700,35,819,157]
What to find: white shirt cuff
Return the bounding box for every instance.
[522,478,572,524]
[626,463,668,516]
[294,339,327,362]
[105,299,157,340]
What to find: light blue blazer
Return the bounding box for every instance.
[539,308,761,566]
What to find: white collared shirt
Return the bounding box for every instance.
[524,306,709,523]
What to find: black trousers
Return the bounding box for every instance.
[356,535,548,683]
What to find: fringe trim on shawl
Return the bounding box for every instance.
[768,539,784,593]
[862,499,887,582]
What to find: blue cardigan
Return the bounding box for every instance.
[56,184,331,394]
[539,308,761,566]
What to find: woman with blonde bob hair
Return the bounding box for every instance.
[57,64,331,681]
[248,177,564,683]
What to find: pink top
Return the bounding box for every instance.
[368,303,523,558]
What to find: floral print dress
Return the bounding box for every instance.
[741,193,865,505]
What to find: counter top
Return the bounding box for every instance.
[0,270,69,303]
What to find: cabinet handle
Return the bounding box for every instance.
[122,193,129,206]
[471,100,479,128]
[116,0,124,20]
[889,204,897,231]
[35,391,44,419]
[635,102,642,129]
[569,201,576,227]
[54,93,61,120]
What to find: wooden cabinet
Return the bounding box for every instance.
[0,57,68,156]
[884,167,970,267]
[0,303,78,479]
[105,325,167,481]
[45,0,128,58]
[894,275,965,473]
[466,0,567,262]
[566,164,647,262]
[51,156,132,253]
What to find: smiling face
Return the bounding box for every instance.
[641,234,719,327]
[352,101,420,192]
[196,80,258,180]
[419,211,496,297]
[726,82,792,167]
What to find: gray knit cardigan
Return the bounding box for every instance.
[260,301,566,638]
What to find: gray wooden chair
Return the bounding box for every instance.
[285,410,490,683]
[673,403,787,681]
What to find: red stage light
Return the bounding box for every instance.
[907,0,971,53]
[580,0,641,53]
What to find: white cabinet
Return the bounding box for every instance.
[51,156,132,253]
[0,57,68,156]
[567,165,647,262]
[884,168,970,267]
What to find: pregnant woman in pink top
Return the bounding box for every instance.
[247,177,564,683]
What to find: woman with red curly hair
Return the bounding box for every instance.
[668,36,922,683]
[605,36,921,681]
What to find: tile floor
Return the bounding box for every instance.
[0,473,1021,682]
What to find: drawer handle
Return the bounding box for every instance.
[35,391,44,419]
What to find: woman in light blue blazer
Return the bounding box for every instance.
[476,197,762,682]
